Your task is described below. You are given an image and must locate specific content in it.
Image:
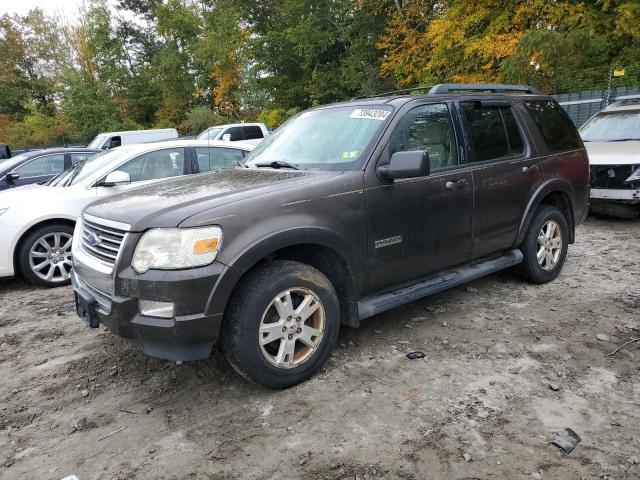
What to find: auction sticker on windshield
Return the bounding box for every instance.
[350,109,391,121]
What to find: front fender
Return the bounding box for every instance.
[515,178,575,246]
[204,225,359,317]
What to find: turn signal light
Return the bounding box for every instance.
[193,238,219,254]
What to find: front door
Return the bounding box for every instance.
[94,146,188,199]
[10,153,66,188]
[364,102,474,292]
[458,100,543,257]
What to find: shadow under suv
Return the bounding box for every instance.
[71,83,590,388]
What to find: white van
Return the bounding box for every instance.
[87,128,179,150]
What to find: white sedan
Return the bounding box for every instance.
[0,139,253,287]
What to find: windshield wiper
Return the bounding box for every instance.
[253,161,300,170]
[58,160,86,186]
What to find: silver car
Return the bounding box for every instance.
[580,101,640,218]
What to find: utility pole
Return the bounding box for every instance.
[604,66,613,108]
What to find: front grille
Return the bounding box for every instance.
[590,165,637,190]
[80,216,127,267]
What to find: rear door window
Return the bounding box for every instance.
[118,148,186,182]
[461,103,525,162]
[70,152,94,165]
[15,154,65,177]
[195,147,244,172]
[524,100,582,152]
[243,126,264,140]
[224,127,243,141]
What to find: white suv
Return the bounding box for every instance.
[580,101,640,218]
[0,139,253,287]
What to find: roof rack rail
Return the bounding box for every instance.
[428,83,540,94]
[352,86,434,99]
[353,83,540,100]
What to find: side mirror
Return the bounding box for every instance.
[222,133,232,142]
[377,151,430,181]
[6,171,19,183]
[100,170,131,187]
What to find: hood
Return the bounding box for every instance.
[84,168,342,230]
[584,141,640,166]
[0,183,60,209]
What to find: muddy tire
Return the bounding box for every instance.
[516,206,569,284]
[222,260,340,389]
[18,223,75,287]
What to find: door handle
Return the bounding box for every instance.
[445,179,468,190]
[522,165,539,174]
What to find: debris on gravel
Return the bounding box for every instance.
[0,218,638,479]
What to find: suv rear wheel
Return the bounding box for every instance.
[18,223,74,287]
[222,260,340,389]
[517,206,569,284]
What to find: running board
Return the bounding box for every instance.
[357,249,523,320]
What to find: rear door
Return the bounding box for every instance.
[364,101,474,291]
[458,99,542,257]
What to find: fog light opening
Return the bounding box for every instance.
[139,300,175,318]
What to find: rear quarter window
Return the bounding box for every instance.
[524,100,583,152]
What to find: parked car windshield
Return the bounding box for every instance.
[197,127,222,140]
[580,109,640,142]
[0,152,33,175]
[48,147,133,187]
[243,105,393,170]
[87,134,107,149]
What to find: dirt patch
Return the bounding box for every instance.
[0,217,639,479]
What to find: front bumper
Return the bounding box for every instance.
[0,219,20,278]
[590,188,640,203]
[71,260,227,362]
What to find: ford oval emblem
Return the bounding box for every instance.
[86,232,101,247]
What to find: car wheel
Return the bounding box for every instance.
[517,206,569,284]
[222,260,340,389]
[18,223,74,287]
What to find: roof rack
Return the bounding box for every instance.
[429,83,540,94]
[353,86,434,99]
[355,83,539,100]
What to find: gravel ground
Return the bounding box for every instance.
[0,217,638,480]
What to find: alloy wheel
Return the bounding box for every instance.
[258,287,326,369]
[28,232,73,283]
[536,220,562,271]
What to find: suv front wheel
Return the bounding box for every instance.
[222,260,340,389]
[517,206,569,284]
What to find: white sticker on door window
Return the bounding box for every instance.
[349,109,391,121]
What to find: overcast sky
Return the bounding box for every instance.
[2,0,84,17]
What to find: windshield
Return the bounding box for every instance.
[48,147,132,187]
[197,127,222,140]
[87,134,107,149]
[0,152,34,175]
[580,110,640,142]
[243,106,393,170]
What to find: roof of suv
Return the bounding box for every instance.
[319,83,550,110]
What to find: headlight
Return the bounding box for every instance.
[0,208,8,217]
[625,166,640,183]
[132,226,223,274]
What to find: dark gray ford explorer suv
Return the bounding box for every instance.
[72,84,589,388]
